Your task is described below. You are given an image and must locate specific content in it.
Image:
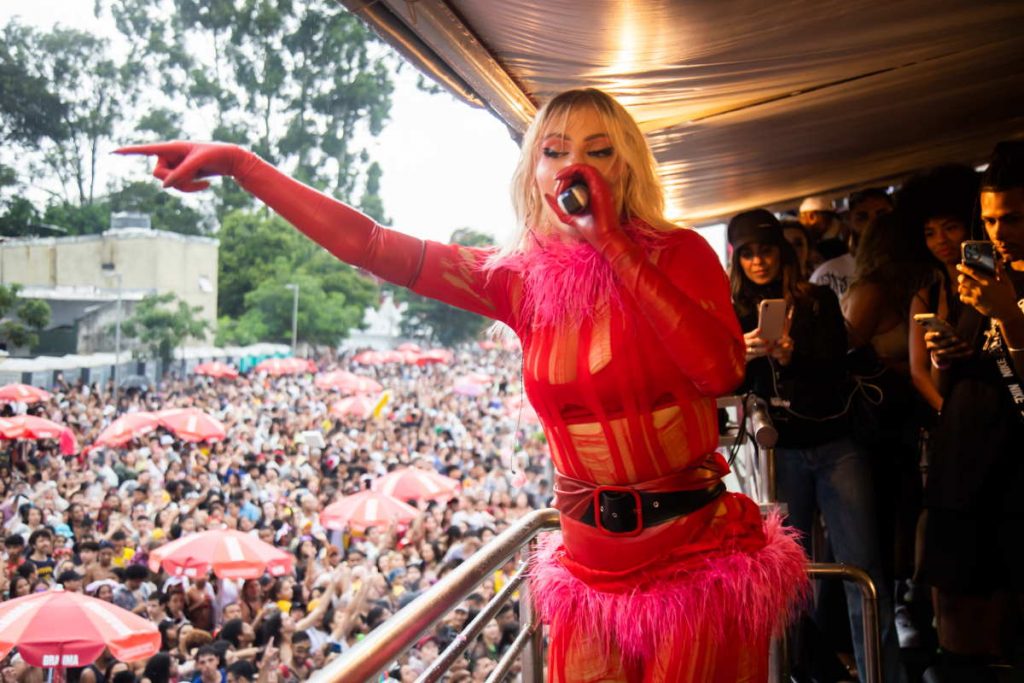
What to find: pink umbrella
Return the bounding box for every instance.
[452,380,486,397]
[254,358,313,376]
[397,342,421,352]
[372,467,459,502]
[0,416,78,457]
[0,384,51,404]
[330,396,376,419]
[93,412,160,448]
[0,590,160,667]
[149,529,293,579]
[416,349,453,365]
[465,372,493,385]
[353,350,386,365]
[156,408,226,443]
[0,416,68,441]
[320,491,420,533]
[314,371,383,394]
[193,361,239,379]
[505,396,542,426]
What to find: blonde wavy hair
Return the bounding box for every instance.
[502,88,676,256]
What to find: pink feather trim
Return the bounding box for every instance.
[530,513,809,664]
[485,220,669,328]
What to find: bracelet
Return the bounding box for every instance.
[930,351,950,370]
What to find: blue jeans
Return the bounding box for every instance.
[776,436,903,683]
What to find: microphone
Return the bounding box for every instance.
[556,183,589,215]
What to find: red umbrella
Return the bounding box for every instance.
[396,342,421,352]
[314,371,383,394]
[372,467,459,502]
[0,589,160,667]
[0,416,68,441]
[416,348,453,365]
[0,384,51,404]
[320,491,419,533]
[156,408,226,442]
[93,412,160,448]
[329,396,376,419]
[254,357,313,376]
[194,361,239,379]
[149,529,293,579]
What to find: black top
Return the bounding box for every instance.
[737,282,852,448]
[927,273,1024,513]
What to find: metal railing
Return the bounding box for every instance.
[309,508,559,683]
[312,396,883,683]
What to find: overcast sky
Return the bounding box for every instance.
[1,1,522,245]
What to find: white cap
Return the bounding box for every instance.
[799,195,833,213]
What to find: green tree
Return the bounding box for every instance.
[103,0,395,218]
[2,22,138,208]
[0,284,51,351]
[215,210,378,346]
[120,292,210,365]
[397,228,496,346]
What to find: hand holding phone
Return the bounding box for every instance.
[961,240,997,277]
[912,313,956,340]
[757,299,788,343]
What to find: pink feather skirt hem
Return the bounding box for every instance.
[530,512,809,664]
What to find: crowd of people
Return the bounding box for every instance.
[0,119,1021,683]
[733,140,1024,681]
[0,344,551,683]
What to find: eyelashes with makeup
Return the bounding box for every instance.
[541,147,615,159]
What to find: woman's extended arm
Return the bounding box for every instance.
[117,142,514,324]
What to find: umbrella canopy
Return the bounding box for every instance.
[372,467,460,502]
[320,491,420,533]
[0,589,160,667]
[416,348,453,365]
[314,371,383,394]
[0,416,68,441]
[0,384,51,404]
[156,409,226,443]
[353,350,404,365]
[93,412,161,448]
[193,361,239,379]
[254,357,314,376]
[452,380,485,397]
[149,529,293,579]
[329,396,376,419]
[396,342,421,352]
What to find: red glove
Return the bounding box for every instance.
[116,141,426,287]
[115,141,259,192]
[543,163,622,251]
[544,164,744,395]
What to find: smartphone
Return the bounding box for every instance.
[912,313,957,339]
[758,299,788,342]
[961,240,997,277]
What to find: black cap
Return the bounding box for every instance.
[727,209,785,250]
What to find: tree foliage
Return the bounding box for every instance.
[214,211,378,347]
[2,22,139,207]
[103,0,394,218]
[120,292,210,365]
[0,284,51,351]
[397,228,495,347]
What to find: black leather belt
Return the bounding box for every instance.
[578,482,726,536]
